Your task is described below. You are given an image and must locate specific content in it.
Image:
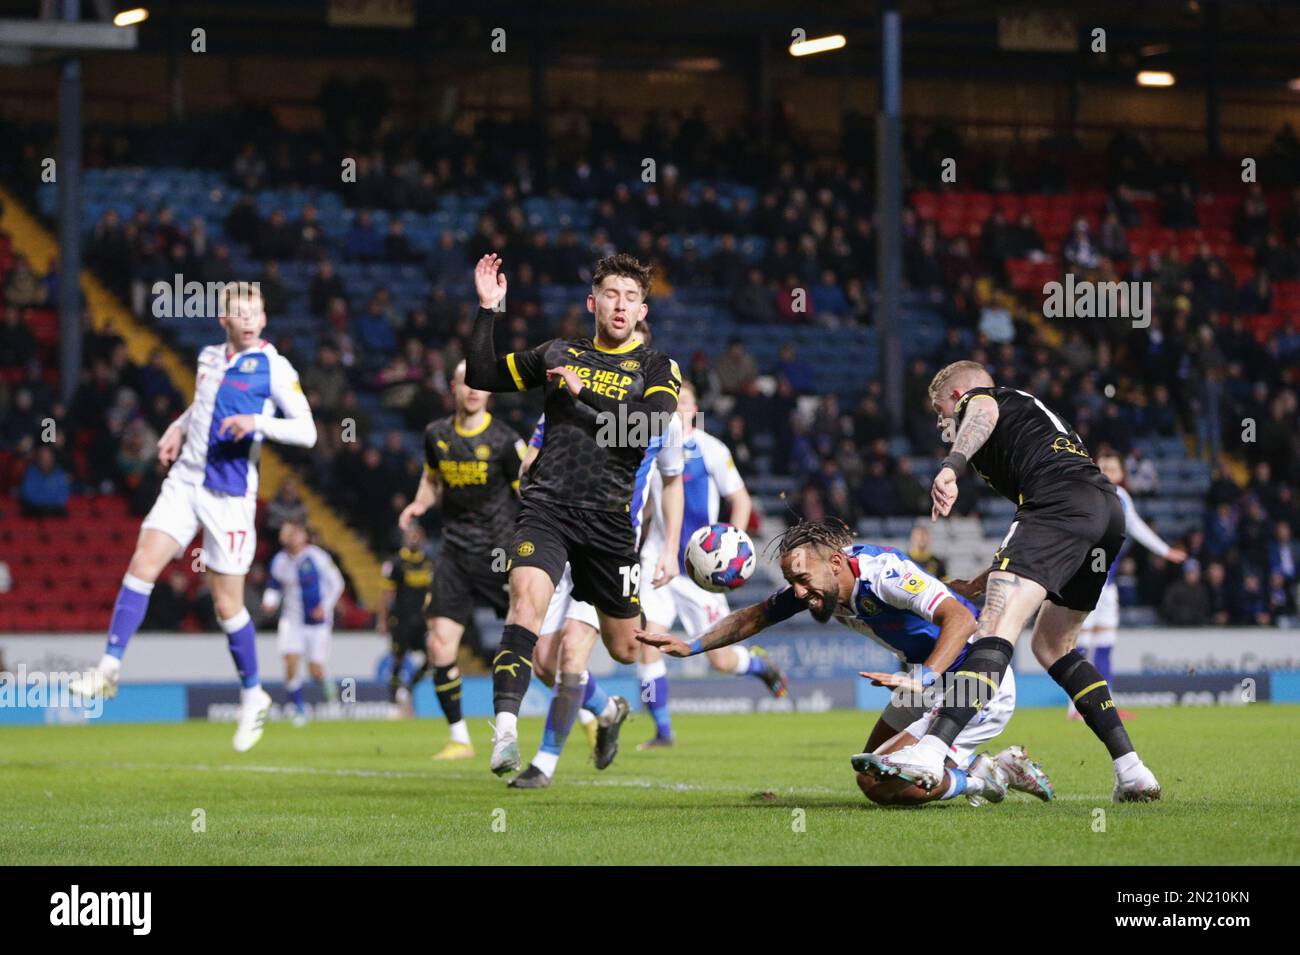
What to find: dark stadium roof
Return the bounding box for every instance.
[3,1,1300,90]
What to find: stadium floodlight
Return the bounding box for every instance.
[1136,70,1175,87]
[789,34,846,57]
[112,7,148,27]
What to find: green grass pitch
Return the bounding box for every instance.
[2,705,1296,865]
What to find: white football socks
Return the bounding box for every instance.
[448,720,470,745]
[494,712,518,737]
[532,751,559,778]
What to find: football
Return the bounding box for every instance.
[685,523,756,593]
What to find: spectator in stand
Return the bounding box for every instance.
[1161,559,1210,626]
[810,269,850,323]
[1124,446,1160,496]
[714,337,758,395]
[733,268,778,324]
[352,296,398,358]
[1235,186,1273,248]
[1204,561,1232,626]
[301,343,349,416]
[1234,572,1271,626]
[1098,210,1130,261]
[687,350,721,408]
[309,260,347,315]
[1238,272,1273,315]
[1269,521,1298,584]
[725,414,755,477]
[142,570,193,632]
[1267,571,1296,625]
[908,524,947,580]
[344,210,384,262]
[1161,181,1199,229]
[1011,212,1045,257]
[906,230,945,290]
[1063,216,1102,270]
[5,254,47,306]
[258,260,289,316]
[891,457,930,516]
[256,209,298,261]
[1203,501,1238,561]
[772,342,814,394]
[775,274,813,323]
[266,479,309,536]
[384,219,419,263]
[19,445,70,516]
[979,209,1019,275]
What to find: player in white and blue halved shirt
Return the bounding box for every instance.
[263,519,345,726]
[75,286,317,753]
[637,519,1055,806]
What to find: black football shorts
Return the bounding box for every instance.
[508,498,641,619]
[427,544,510,625]
[989,481,1126,612]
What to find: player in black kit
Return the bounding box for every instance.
[861,360,1162,803]
[378,521,435,714]
[466,251,682,775]
[398,359,525,760]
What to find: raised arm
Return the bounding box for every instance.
[466,253,544,393]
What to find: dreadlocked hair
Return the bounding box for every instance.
[767,518,854,560]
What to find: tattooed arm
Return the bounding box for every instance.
[634,600,777,657]
[932,394,999,520]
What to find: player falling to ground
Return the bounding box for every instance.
[864,360,1161,802]
[398,360,525,761]
[73,284,317,752]
[501,392,665,789]
[636,379,788,750]
[378,522,436,715]
[637,519,1053,806]
[1071,451,1187,718]
[262,518,344,727]
[466,251,682,776]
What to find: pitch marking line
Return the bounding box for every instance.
[0,758,1106,800]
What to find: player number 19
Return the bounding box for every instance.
[618,563,640,597]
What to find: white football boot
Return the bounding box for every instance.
[871,739,947,790]
[1113,762,1162,803]
[965,752,1008,807]
[232,686,272,753]
[68,665,119,702]
[489,723,521,777]
[994,745,1055,801]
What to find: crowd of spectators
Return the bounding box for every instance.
[5,102,1299,624]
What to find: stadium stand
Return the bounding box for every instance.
[3,107,1298,629]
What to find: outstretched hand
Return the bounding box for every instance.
[635,629,692,657]
[475,253,508,310]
